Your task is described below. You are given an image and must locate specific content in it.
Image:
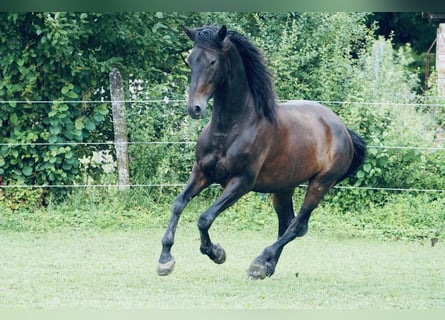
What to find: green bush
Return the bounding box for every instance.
[333,38,444,209]
[0,12,198,206]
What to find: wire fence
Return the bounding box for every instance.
[1,98,444,193]
[1,183,445,193]
[0,140,444,151]
[2,96,445,106]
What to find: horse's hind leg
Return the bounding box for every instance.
[272,190,295,259]
[248,178,333,280]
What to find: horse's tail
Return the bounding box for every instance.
[336,128,367,185]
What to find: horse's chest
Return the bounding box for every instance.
[196,130,253,184]
[199,153,229,184]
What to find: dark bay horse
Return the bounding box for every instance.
[157,25,366,279]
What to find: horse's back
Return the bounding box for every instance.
[279,100,341,120]
[277,100,351,141]
[253,100,354,192]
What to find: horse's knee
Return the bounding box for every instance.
[172,196,186,214]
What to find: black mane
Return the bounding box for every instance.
[192,26,277,123]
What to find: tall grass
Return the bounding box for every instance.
[1,186,444,242]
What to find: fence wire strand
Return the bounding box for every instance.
[0,141,443,151]
[2,98,445,107]
[1,183,444,193]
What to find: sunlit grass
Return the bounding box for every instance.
[0,226,443,309]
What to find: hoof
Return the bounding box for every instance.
[247,262,268,280]
[157,259,175,276]
[213,243,226,264]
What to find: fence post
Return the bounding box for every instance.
[109,68,131,190]
[437,23,445,95]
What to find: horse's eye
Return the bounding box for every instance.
[180,52,191,68]
[210,59,216,66]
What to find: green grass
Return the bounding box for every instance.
[1,188,444,309]
[1,224,444,309]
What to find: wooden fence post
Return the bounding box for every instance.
[437,23,445,95]
[109,68,130,190]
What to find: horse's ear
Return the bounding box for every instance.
[182,25,195,41]
[218,25,227,41]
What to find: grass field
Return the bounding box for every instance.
[0,223,443,309]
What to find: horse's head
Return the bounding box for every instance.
[183,25,228,119]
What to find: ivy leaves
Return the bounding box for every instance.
[0,12,198,204]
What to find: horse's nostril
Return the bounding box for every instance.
[187,104,204,119]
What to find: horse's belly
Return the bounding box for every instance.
[252,156,318,193]
[253,174,309,193]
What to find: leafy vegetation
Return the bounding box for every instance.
[1,186,444,242]
[0,12,199,201]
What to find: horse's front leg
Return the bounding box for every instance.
[197,177,252,265]
[157,164,210,276]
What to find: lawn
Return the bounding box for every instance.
[0,224,443,309]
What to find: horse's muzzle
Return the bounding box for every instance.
[187,104,204,119]
[186,96,208,119]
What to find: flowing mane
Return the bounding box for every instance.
[192,26,277,122]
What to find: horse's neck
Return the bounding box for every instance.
[211,87,253,132]
[211,57,254,132]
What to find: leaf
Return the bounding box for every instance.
[65,91,78,99]
[93,113,104,122]
[64,151,73,159]
[10,113,18,125]
[59,104,69,112]
[75,118,84,130]
[369,148,378,156]
[50,125,61,135]
[61,86,70,95]
[95,104,109,115]
[62,162,72,170]
[152,22,166,33]
[22,166,33,176]
[48,110,58,118]
[85,121,96,131]
[363,163,372,173]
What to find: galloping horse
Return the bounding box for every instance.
[157,25,366,279]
